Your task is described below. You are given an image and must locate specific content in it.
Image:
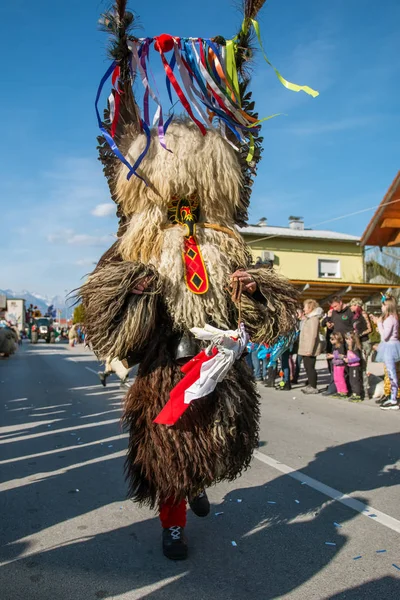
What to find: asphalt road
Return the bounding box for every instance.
[0,342,399,600]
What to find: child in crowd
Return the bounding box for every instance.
[344,331,362,402]
[372,295,400,411]
[327,332,348,398]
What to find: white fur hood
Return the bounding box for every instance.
[305,307,324,319]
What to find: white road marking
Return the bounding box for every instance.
[85,367,99,375]
[0,433,128,465]
[0,418,120,445]
[254,450,400,535]
[0,450,126,492]
[5,398,28,403]
[0,419,62,435]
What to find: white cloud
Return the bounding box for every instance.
[91,203,115,217]
[47,229,112,246]
[287,116,379,136]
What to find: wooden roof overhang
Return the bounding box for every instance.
[361,171,400,247]
[290,279,400,306]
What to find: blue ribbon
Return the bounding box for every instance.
[166,52,176,105]
[95,61,140,181]
[127,119,151,181]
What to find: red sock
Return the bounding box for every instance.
[159,497,187,528]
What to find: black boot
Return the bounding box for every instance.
[277,381,291,391]
[98,372,108,387]
[162,526,188,560]
[189,490,210,517]
[263,367,276,387]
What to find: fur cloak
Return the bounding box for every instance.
[81,121,298,507]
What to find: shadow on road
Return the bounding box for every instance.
[0,349,399,599]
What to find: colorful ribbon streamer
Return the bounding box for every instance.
[96,23,318,181]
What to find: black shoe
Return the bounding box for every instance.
[162,526,188,560]
[277,381,291,391]
[98,372,107,387]
[376,395,389,405]
[263,379,275,387]
[189,490,210,517]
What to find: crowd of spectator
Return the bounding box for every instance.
[247,294,400,411]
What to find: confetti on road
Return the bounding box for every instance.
[353,556,362,560]
[325,542,336,546]
[231,541,237,547]
[267,501,277,504]
[368,514,377,518]
[376,550,387,553]
[237,499,242,503]
[108,444,113,448]
[215,512,224,516]
[68,489,80,494]
[70,433,76,436]
[294,500,300,504]
[392,564,400,571]
[301,482,307,485]
[339,453,344,456]
[334,522,342,528]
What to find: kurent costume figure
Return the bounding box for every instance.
[81,0,317,560]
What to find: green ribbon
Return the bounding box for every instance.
[238,18,319,98]
[225,39,241,106]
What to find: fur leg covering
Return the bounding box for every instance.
[80,260,161,360]
[241,267,299,344]
[122,336,259,508]
[0,328,18,355]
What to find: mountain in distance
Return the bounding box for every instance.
[0,289,68,315]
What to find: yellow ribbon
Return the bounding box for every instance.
[238,18,319,98]
[225,39,241,106]
[245,112,285,161]
[246,133,255,162]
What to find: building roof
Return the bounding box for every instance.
[239,225,360,243]
[361,171,400,247]
[291,279,400,305]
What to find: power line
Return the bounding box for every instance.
[245,197,400,246]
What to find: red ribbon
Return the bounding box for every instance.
[157,44,206,136]
[112,66,120,87]
[154,348,218,426]
[110,90,121,138]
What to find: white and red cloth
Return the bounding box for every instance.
[154,324,248,426]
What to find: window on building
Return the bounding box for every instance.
[318,259,341,279]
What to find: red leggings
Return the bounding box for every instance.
[159,497,187,528]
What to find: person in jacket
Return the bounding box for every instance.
[344,331,362,401]
[99,356,131,389]
[327,297,354,336]
[349,297,372,399]
[321,297,354,396]
[298,299,323,395]
[372,295,400,410]
[326,332,348,397]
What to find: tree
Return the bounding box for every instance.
[73,304,85,324]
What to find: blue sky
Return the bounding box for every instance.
[1,0,399,297]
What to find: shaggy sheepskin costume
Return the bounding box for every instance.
[80,1,317,556]
[82,119,298,506]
